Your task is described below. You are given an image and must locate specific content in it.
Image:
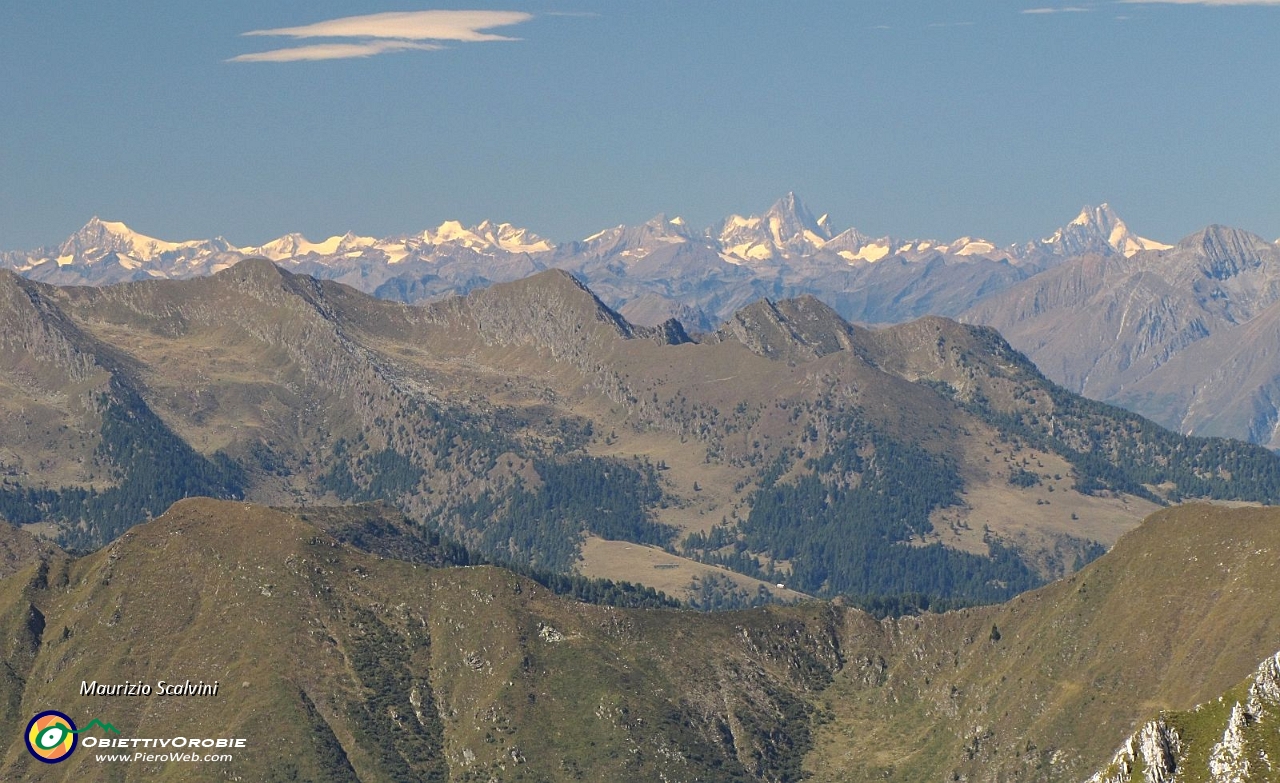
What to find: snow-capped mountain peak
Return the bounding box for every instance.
[1036,203,1170,258]
[948,237,999,257]
[718,192,835,262]
[578,214,694,258]
[59,217,187,262]
[1069,203,1117,228]
[421,220,552,254]
[763,191,832,242]
[643,213,693,238]
[423,220,473,245]
[3,200,1208,302]
[248,232,348,261]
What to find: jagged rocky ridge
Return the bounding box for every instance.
[2,196,1164,335]
[1087,651,1280,783]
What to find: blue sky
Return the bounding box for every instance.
[2,1,1278,249]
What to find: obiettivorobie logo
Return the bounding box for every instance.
[24,711,120,764]
[24,710,246,766]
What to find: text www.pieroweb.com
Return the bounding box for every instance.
[95,751,234,763]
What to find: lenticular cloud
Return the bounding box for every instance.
[231,10,533,63]
[229,41,443,64]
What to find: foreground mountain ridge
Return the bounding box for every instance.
[1,499,1279,781]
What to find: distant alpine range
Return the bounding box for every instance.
[5,203,1280,781]
[7,195,1280,448]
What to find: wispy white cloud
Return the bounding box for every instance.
[1022,6,1091,13]
[243,10,533,42]
[232,10,534,63]
[229,41,442,63]
[1120,0,1280,4]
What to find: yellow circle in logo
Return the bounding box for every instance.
[25,711,77,763]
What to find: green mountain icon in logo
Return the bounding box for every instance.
[72,719,120,735]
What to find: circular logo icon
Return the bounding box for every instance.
[25,711,77,764]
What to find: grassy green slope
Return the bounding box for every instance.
[0,499,843,782]
[0,501,1278,781]
[805,504,1280,782]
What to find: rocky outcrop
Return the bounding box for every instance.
[1086,720,1182,783]
[1207,652,1280,783]
[710,295,868,360]
[1086,651,1280,783]
[0,271,103,386]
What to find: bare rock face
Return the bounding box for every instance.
[1087,651,1280,783]
[0,272,104,386]
[1207,652,1280,783]
[1087,720,1182,783]
[434,268,635,350]
[710,295,867,360]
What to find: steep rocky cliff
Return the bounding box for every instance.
[1087,651,1280,783]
